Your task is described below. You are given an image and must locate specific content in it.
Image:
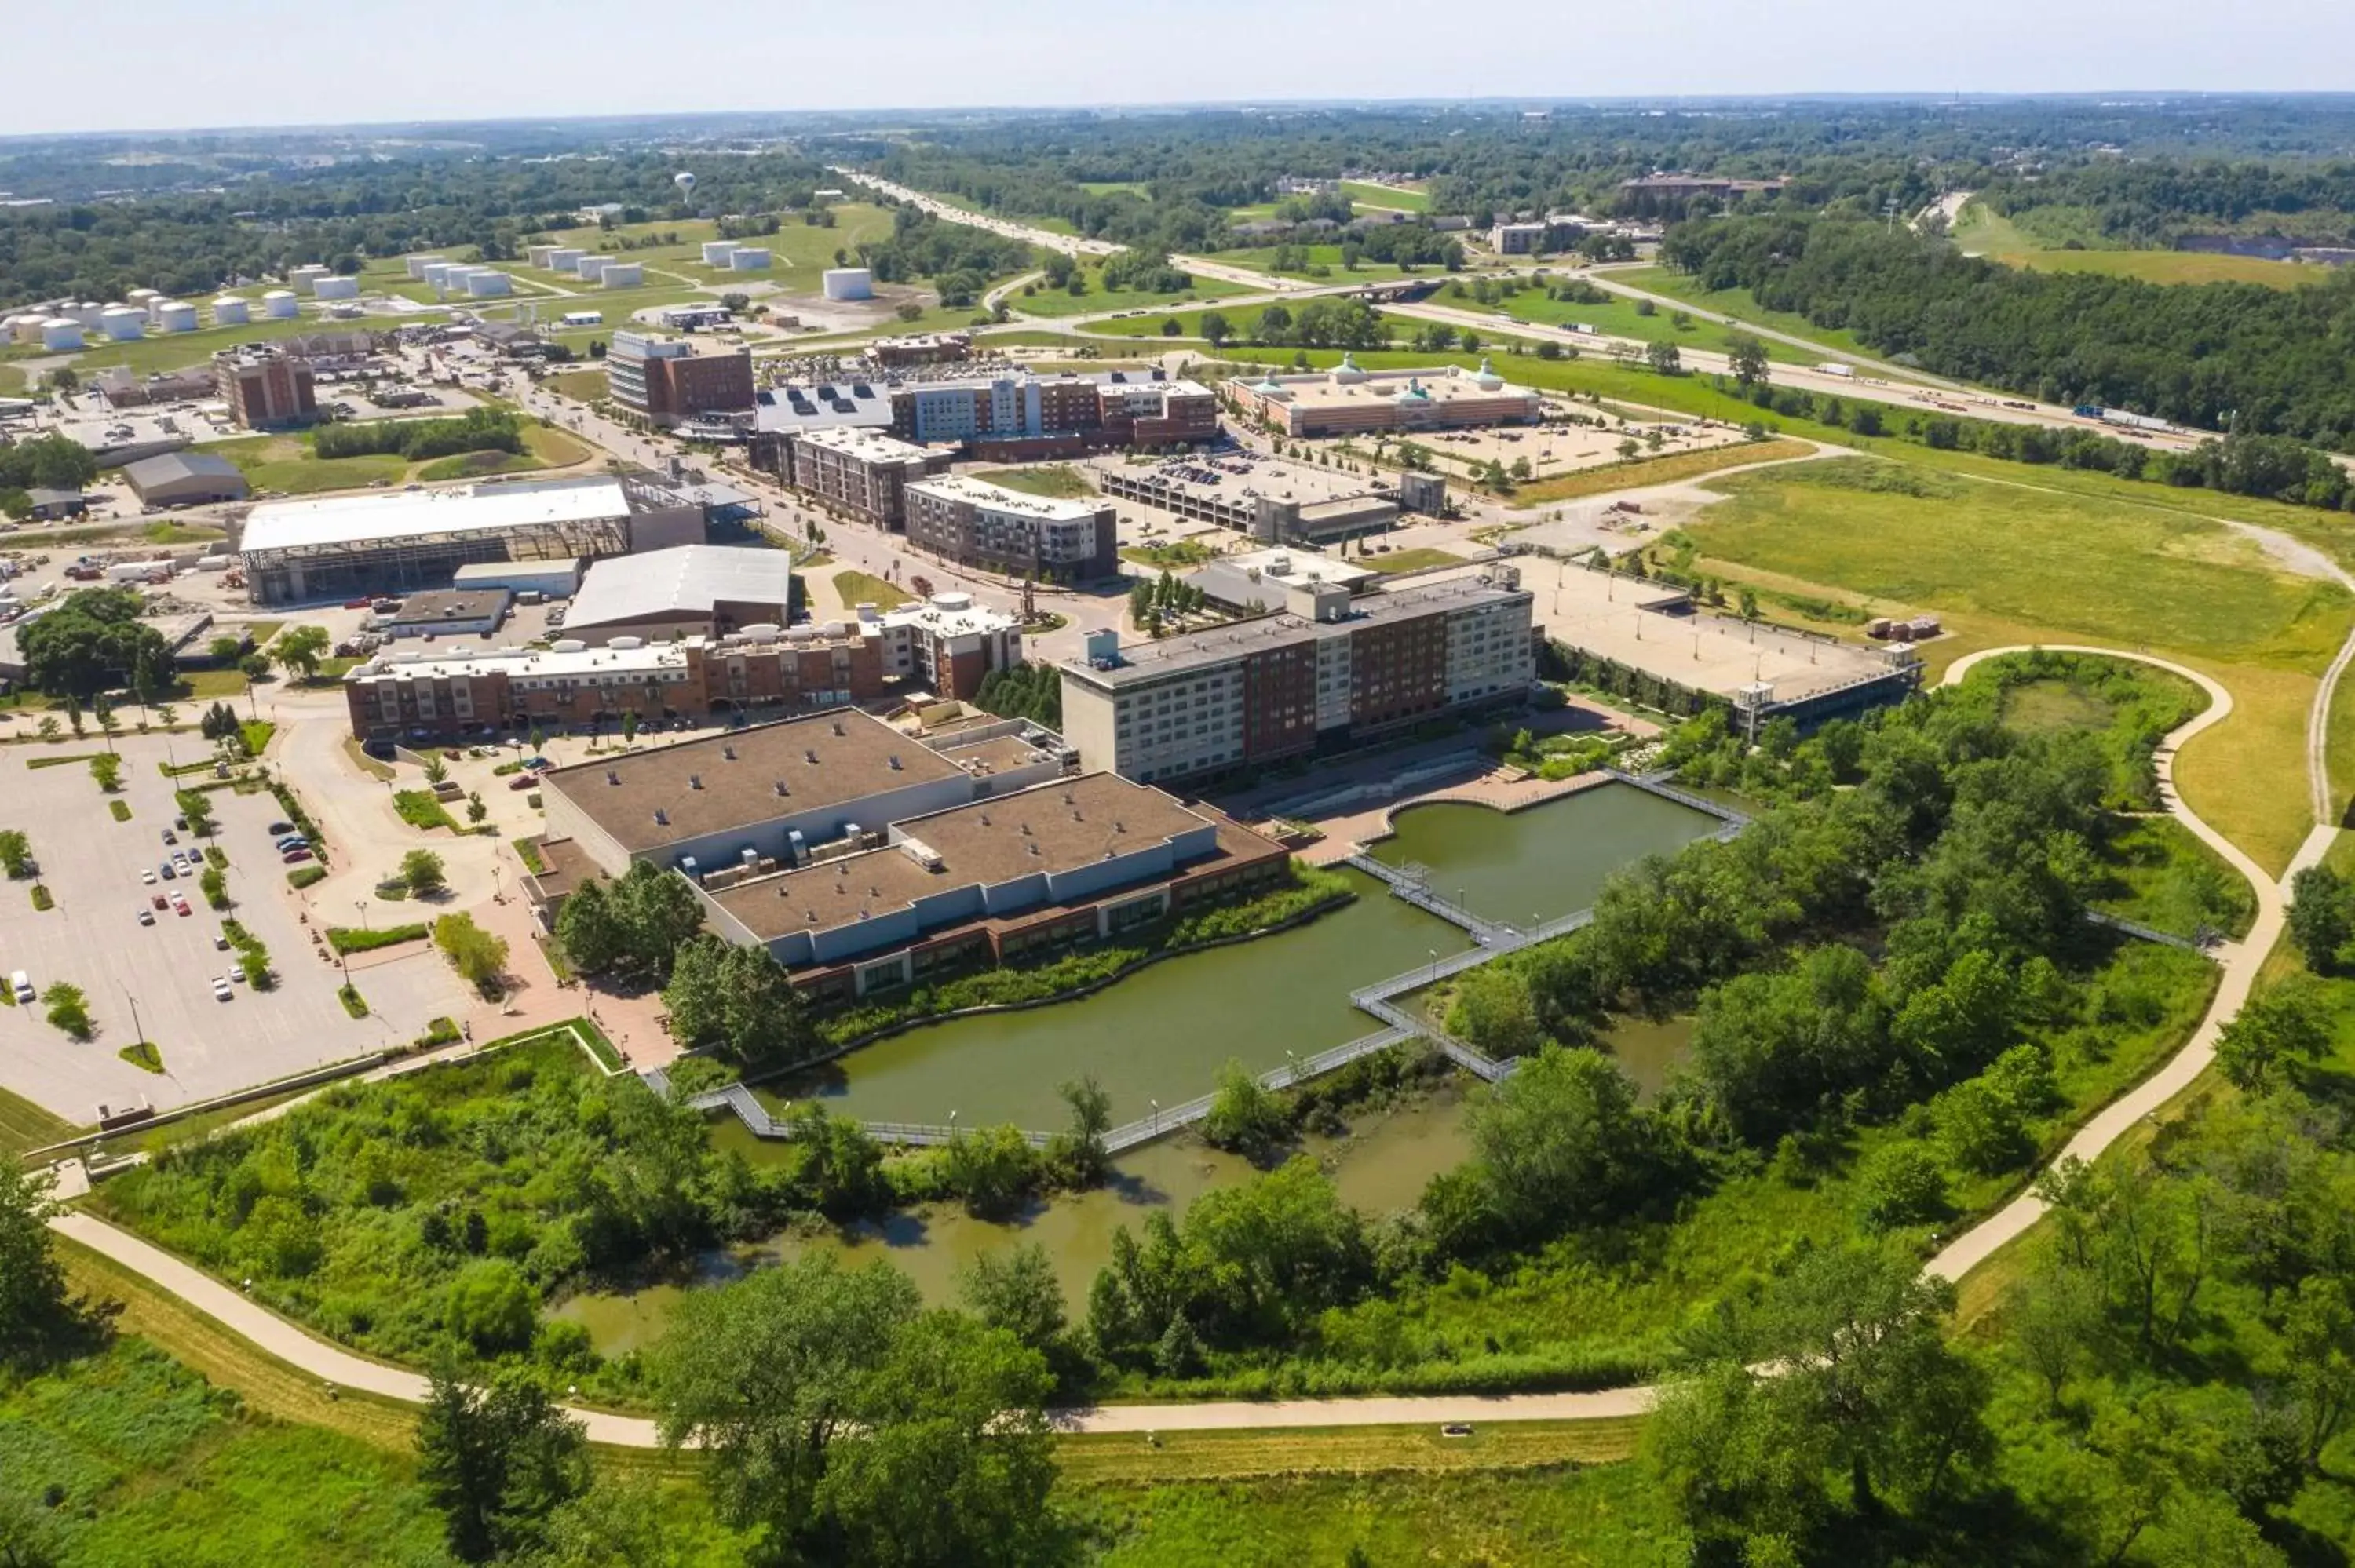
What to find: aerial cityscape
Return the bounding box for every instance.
[8,50,2355,1568]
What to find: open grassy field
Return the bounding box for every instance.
[208,435,409,496]
[1059,1418,1639,1486]
[975,464,1098,498]
[1339,180,1430,212]
[60,312,419,380]
[1600,266,1892,363]
[1679,456,2353,872]
[830,568,913,610]
[1203,245,1418,282]
[1952,202,2328,289]
[542,366,609,403]
[1361,546,1465,574]
[1503,437,1818,506]
[1080,181,1152,199]
[1426,279,1819,364]
[1006,261,1244,319]
[2,1082,76,1154]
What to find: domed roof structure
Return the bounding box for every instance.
[1469,356,1504,392]
[1393,377,1433,405]
[1329,351,1368,385]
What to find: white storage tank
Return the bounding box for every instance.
[728,246,770,271]
[155,301,198,334]
[526,244,558,269]
[545,248,585,273]
[701,240,739,266]
[126,286,162,308]
[464,270,511,297]
[314,275,360,301]
[212,295,250,326]
[41,317,83,351]
[822,267,873,301]
[99,306,145,341]
[287,264,330,294]
[261,290,298,319]
[72,301,104,327]
[575,255,615,282]
[404,253,447,279]
[598,262,643,288]
[144,296,169,323]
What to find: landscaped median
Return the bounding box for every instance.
[325,922,429,956]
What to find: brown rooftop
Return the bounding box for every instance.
[542,709,964,854]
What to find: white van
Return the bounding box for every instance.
[9,970,33,1004]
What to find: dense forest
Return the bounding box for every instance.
[1981,159,2355,246]
[1663,215,2355,443]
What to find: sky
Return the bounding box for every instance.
[6,0,2355,137]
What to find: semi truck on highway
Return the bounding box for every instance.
[2073,404,2174,434]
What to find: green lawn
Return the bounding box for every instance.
[0,1082,76,1155]
[2090,815,2260,940]
[1009,261,1244,319]
[62,312,414,380]
[542,366,608,403]
[830,568,913,610]
[1952,201,2326,289]
[1426,278,1819,364]
[974,465,1098,498]
[205,435,407,497]
[1203,245,1419,282]
[1361,546,1463,574]
[1338,180,1430,212]
[1079,181,1152,199]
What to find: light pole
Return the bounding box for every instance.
[1148,1097,1159,1135]
[354,899,369,932]
[119,983,144,1055]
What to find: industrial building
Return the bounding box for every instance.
[1528,558,1920,732]
[382,589,512,640]
[236,474,703,606]
[562,545,796,644]
[607,332,755,426]
[904,474,1119,582]
[526,708,1283,1001]
[774,425,948,531]
[451,559,583,600]
[214,347,317,429]
[1059,571,1536,784]
[658,302,733,332]
[123,451,248,507]
[1225,356,1543,439]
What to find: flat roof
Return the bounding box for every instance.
[709,772,1215,941]
[1230,361,1539,413]
[878,593,1022,640]
[907,473,1104,521]
[1065,574,1532,689]
[1185,548,1375,610]
[790,425,933,463]
[1528,558,1903,706]
[1103,452,1399,511]
[352,640,690,684]
[387,589,509,625]
[565,545,794,630]
[542,708,965,855]
[239,476,630,555]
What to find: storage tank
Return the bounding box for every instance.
[598,262,643,288]
[314,275,360,301]
[525,245,558,269]
[126,286,162,308]
[287,264,330,294]
[155,301,198,334]
[822,267,873,301]
[211,295,250,326]
[701,240,739,266]
[261,290,298,319]
[575,255,615,283]
[71,301,104,327]
[99,306,144,341]
[728,246,770,271]
[143,296,169,323]
[40,317,83,351]
[545,248,585,272]
[404,253,446,279]
[464,270,511,297]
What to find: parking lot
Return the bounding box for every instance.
[0,732,471,1125]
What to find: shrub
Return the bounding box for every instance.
[1202,1059,1288,1161]
[338,984,369,1019]
[28,884,53,911]
[199,866,229,910]
[42,982,92,1039]
[392,792,457,832]
[329,922,429,955]
[1853,1141,1949,1233]
[287,866,327,890]
[445,1259,535,1353]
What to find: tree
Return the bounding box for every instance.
[465,790,487,825]
[1046,1074,1112,1187]
[2215,979,2330,1094]
[271,624,331,682]
[660,934,812,1068]
[649,1255,920,1544]
[0,1158,74,1371]
[1853,1140,1949,1231]
[1645,340,1682,375]
[416,1363,590,1563]
[1456,1045,1665,1247]
[42,983,92,1041]
[17,588,174,703]
[619,709,638,745]
[445,1259,536,1353]
[423,756,450,786]
[944,1125,1042,1219]
[1728,330,1771,389]
[434,912,510,995]
[2287,865,2353,973]
[553,877,626,974]
[1200,310,1232,347]
[0,829,31,878]
[1202,1059,1287,1162]
[401,848,448,897]
[958,1244,1066,1354]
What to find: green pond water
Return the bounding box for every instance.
[559,1092,1476,1355]
[1368,781,1722,925]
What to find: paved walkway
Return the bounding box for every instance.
[37,646,2335,1439]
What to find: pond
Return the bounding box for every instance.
[1368,782,1722,925]
[557,1088,1476,1356]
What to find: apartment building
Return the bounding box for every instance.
[752,369,1218,471]
[904,474,1119,582]
[608,331,755,425]
[214,348,317,429]
[1058,572,1535,784]
[777,426,950,530]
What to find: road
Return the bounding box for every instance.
[827,166,1122,259]
[45,629,2335,1438]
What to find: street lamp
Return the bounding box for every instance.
[354,899,370,932]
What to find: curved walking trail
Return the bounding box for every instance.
[38,643,2341,1440]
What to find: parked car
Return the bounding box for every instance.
[150,892,167,910]
[137,906,155,926]
[160,828,177,845]
[141,868,157,885]
[213,932,231,951]
[265,820,295,836]
[281,848,312,865]
[10,970,33,1005]
[274,836,309,852]
[211,976,234,1002]
[172,895,191,916]
[508,773,536,791]
[158,862,175,881]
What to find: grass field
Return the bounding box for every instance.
[1361,546,1465,574]
[830,568,912,610]
[1952,202,2327,289]
[1678,456,2352,872]
[207,435,408,496]
[1338,180,1430,212]
[1203,245,1418,282]
[1079,181,1152,199]
[542,366,609,403]
[1428,279,1820,365]
[1059,1418,1638,1486]
[1,1083,76,1154]
[1504,437,1818,506]
[1006,261,1243,319]
[975,464,1097,498]
[1601,266,1893,363]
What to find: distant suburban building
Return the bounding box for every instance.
[1617,173,1789,213]
[561,545,796,645]
[124,451,248,507]
[606,331,755,426]
[214,346,318,429]
[1225,356,1542,439]
[904,475,1119,582]
[1059,572,1535,784]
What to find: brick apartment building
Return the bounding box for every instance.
[214,348,317,429]
[608,331,755,426]
[904,474,1119,582]
[776,426,950,530]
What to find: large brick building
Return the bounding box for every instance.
[1058,571,1536,785]
[775,426,950,530]
[1225,356,1542,439]
[904,475,1119,582]
[214,347,317,429]
[608,332,754,426]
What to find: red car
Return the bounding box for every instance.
[150,892,168,910]
[509,772,537,791]
[171,894,191,917]
[282,848,312,864]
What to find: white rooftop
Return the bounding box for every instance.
[239,477,631,555]
[792,425,934,461]
[872,591,1022,640]
[907,473,1103,521]
[564,545,796,631]
[352,640,692,684]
